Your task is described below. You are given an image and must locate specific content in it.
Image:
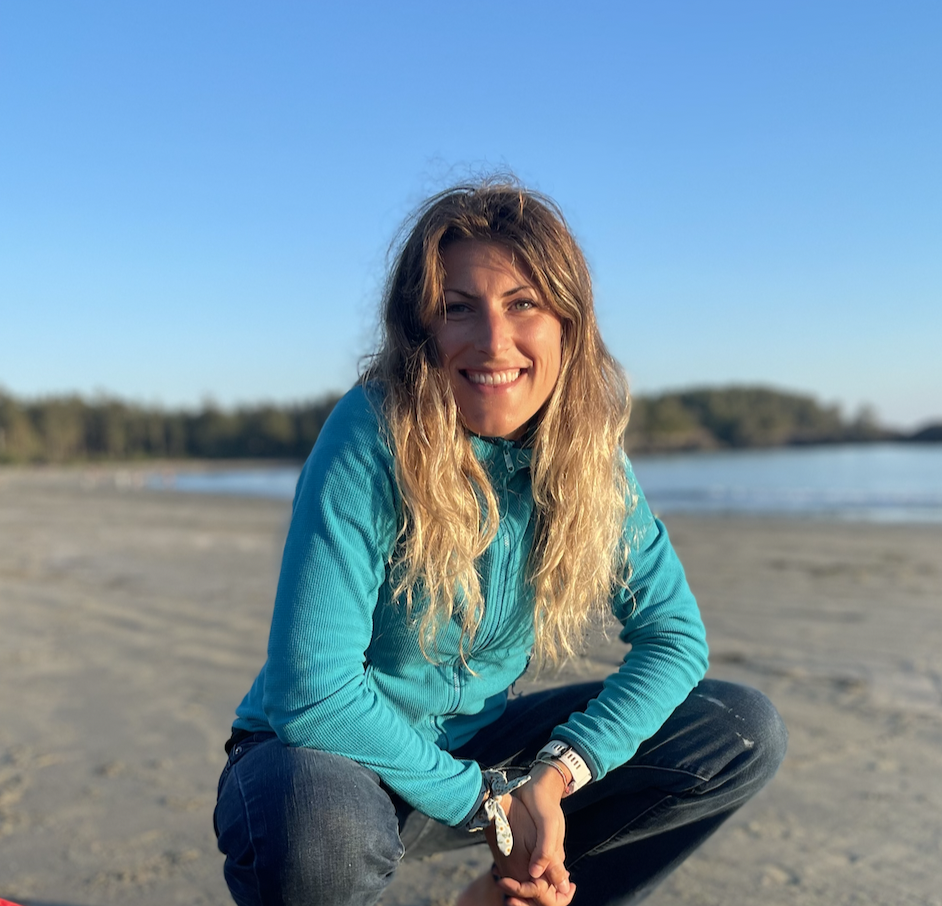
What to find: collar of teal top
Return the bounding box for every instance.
[470,433,533,475]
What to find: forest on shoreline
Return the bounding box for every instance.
[0,386,939,464]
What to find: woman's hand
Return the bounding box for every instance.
[498,876,576,906]
[487,763,575,906]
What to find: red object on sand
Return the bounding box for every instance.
[0,899,27,906]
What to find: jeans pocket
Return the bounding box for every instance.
[230,731,277,764]
[215,732,276,823]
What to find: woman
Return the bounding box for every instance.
[214,182,787,906]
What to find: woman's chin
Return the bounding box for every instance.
[462,416,527,440]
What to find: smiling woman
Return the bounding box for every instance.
[213,180,787,906]
[362,186,633,673]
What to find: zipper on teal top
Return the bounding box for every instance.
[452,663,461,711]
[471,436,530,655]
[476,467,522,654]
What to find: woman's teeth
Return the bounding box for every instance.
[465,370,522,386]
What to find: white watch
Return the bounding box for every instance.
[535,740,592,794]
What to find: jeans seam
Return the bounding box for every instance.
[615,764,711,784]
[232,756,265,903]
[568,792,675,868]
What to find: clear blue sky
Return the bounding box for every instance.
[2,1,940,428]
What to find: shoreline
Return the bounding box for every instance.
[7,456,942,527]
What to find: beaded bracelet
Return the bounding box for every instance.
[531,754,573,793]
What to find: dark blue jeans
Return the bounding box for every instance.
[214,680,787,906]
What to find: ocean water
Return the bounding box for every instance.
[629,443,942,523]
[149,443,942,524]
[150,466,303,500]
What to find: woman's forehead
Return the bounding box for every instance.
[439,238,546,291]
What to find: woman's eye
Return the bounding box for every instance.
[512,298,537,311]
[444,302,471,315]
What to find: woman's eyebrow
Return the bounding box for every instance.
[443,285,533,298]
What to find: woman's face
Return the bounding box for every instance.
[435,240,563,440]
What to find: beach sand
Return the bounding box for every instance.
[1,465,940,906]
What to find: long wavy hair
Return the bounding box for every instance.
[362,180,632,667]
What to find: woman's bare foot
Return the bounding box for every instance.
[455,866,505,906]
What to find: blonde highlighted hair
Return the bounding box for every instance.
[363,180,632,667]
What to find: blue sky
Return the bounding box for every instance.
[1,1,939,428]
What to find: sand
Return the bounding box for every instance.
[1,464,941,906]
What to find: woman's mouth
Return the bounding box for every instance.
[462,369,524,386]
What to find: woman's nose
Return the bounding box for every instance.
[475,309,511,354]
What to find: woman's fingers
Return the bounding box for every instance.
[542,863,571,896]
[497,875,549,898]
[527,826,564,879]
[527,821,567,889]
[499,875,577,906]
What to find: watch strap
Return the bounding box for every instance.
[535,740,592,793]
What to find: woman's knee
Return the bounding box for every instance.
[695,680,788,789]
[282,754,405,882]
[216,740,403,905]
[722,682,786,763]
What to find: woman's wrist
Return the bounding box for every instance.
[528,761,571,801]
[532,741,592,796]
[465,768,533,854]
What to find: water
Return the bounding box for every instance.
[148,443,942,523]
[630,443,942,523]
[148,466,303,500]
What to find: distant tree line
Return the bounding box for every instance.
[0,391,341,464]
[0,385,938,464]
[625,387,910,453]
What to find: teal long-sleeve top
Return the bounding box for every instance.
[233,384,709,827]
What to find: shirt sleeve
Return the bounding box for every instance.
[259,388,485,826]
[549,456,709,781]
